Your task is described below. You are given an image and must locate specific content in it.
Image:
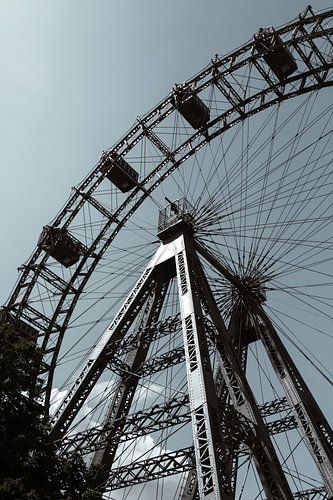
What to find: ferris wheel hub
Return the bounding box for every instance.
[233,273,268,305]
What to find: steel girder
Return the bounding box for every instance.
[195,240,333,498]
[174,234,233,499]
[59,394,293,458]
[88,276,171,491]
[50,231,333,499]
[59,395,191,457]
[104,447,195,491]
[187,243,293,500]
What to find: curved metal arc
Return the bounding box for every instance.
[8,23,333,302]
[9,62,333,407]
[4,10,333,411]
[10,10,333,242]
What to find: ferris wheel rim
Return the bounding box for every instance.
[3,6,333,411]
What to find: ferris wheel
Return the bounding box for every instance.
[2,5,333,499]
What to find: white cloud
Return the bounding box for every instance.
[50,387,68,413]
[50,381,187,500]
[109,435,185,500]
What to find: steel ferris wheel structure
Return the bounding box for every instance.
[2,5,333,499]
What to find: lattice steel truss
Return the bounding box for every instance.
[51,203,333,499]
[2,5,333,499]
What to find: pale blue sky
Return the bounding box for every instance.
[1,0,332,302]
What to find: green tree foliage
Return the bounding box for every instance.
[0,323,94,499]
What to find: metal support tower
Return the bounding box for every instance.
[52,199,333,499]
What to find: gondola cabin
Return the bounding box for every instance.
[0,308,38,341]
[173,88,210,130]
[254,27,298,81]
[101,152,139,192]
[38,226,83,267]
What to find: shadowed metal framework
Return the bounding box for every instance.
[2,5,333,499]
[51,200,333,499]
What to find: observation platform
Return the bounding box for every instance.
[157,198,195,242]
